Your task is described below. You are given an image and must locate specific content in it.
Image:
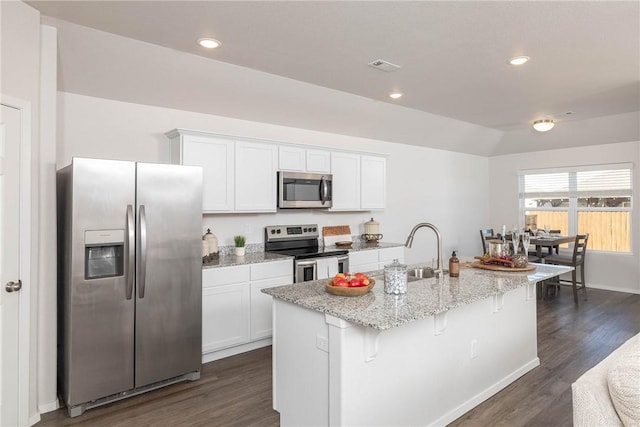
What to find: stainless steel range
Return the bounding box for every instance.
[265,224,349,283]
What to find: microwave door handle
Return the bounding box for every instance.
[138,205,148,299]
[320,176,329,205]
[125,205,134,300]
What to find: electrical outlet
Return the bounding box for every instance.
[470,339,478,359]
[316,335,329,353]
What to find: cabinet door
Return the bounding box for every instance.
[250,260,292,341]
[279,146,306,171]
[182,135,234,212]
[361,155,386,210]
[250,276,290,340]
[378,246,405,269]
[330,152,361,211]
[251,259,293,281]
[348,250,379,274]
[306,149,331,173]
[235,141,278,212]
[202,282,250,353]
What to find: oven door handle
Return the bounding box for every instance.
[296,260,318,267]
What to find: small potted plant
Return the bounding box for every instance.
[234,235,246,257]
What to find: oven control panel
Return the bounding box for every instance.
[265,224,319,241]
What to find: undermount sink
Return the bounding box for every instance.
[407,267,436,279]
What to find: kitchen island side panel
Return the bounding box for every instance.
[273,299,330,426]
[273,284,538,427]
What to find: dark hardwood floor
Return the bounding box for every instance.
[38,287,640,427]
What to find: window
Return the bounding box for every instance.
[519,164,632,253]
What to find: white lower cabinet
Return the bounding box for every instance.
[378,246,406,269]
[348,250,379,274]
[348,246,406,274]
[250,259,293,340]
[202,259,293,360]
[202,265,250,353]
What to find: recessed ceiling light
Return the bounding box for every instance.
[389,92,403,99]
[533,119,554,132]
[197,38,222,49]
[509,56,530,66]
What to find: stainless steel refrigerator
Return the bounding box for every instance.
[57,157,203,417]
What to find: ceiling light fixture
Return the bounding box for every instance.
[389,92,403,99]
[533,119,554,132]
[509,56,530,66]
[197,38,222,49]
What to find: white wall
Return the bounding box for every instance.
[1,1,43,424]
[488,141,640,294]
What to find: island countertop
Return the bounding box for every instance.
[262,258,572,331]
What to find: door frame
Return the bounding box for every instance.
[1,94,32,426]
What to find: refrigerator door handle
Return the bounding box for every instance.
[138,204,148,299]
[125,204,135,300]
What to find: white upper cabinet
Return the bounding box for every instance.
[331,152,387,211]
[330,152,361,211]
[305,149,331,173]
[361,155,386,210]
[279,146,331,173]
[235,141,278,212]
[168,129,385,213]
[278,146,306,171]
[167,130,234,212]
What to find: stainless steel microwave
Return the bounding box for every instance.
[277,171,333,209]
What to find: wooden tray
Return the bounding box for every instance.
[335,241,353,248]
[325,279,375,296]
[466,262,536,272]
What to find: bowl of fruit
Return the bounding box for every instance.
[325,272,375,296]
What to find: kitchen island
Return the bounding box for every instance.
[263,260,572,426]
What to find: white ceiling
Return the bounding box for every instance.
[26,1,640,155]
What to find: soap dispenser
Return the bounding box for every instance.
[449,251,460,277]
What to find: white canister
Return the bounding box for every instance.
[364,218,380,235]
[201,237,209,258]
[203,228,219,255]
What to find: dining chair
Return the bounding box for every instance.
[479,228,494,254]
[549,229,562,254]
[543,234,589,304]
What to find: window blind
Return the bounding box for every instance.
[519,163,632,200]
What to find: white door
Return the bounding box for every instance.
[1,99,31,426]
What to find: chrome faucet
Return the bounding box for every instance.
[405,223,444,277]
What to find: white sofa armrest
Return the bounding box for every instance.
[572,334,640,427]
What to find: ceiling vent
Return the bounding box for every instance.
[368,59,401,72]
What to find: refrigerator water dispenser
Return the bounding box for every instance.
[84,229,125,279]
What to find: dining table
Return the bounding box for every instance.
[487,234,576,260]
[530,234,576,259]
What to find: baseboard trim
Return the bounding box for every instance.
[587,283,640,295]
[202,338,272,364]
[29,413,41,427]
[38,398,60,414]
[431,357,541,426]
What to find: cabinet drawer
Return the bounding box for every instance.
[348,250,378,266]
[203,265,250,288]
[251,259,293,281]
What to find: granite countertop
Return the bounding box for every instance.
[202,251,292,269]
[262,257,573,331]
[202,241,405,269]
[329,241,405,252]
